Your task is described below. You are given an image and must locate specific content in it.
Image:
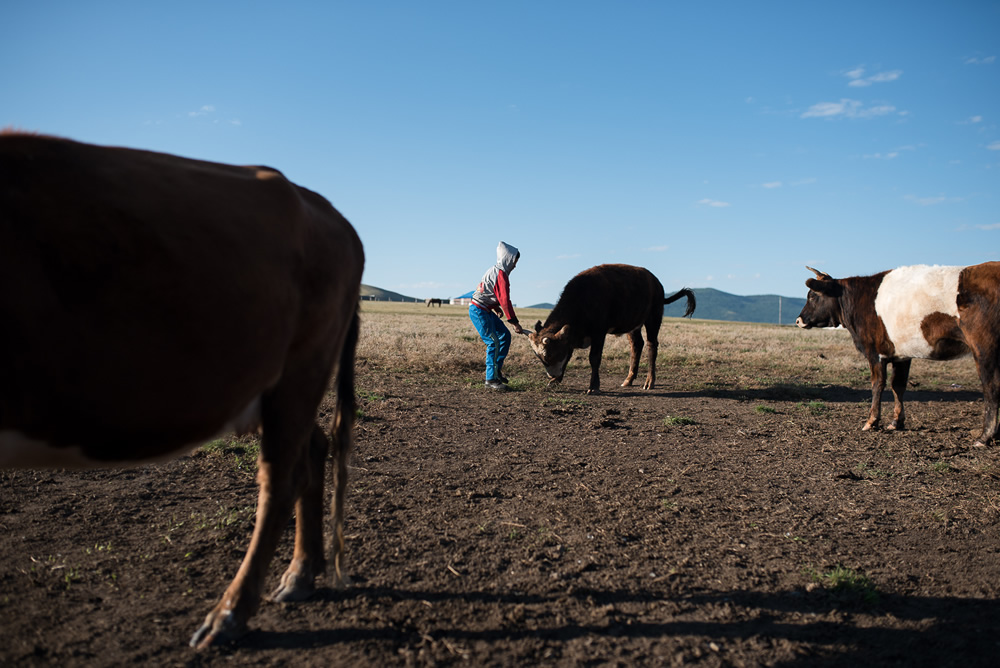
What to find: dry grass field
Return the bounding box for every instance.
[2,302,998,667]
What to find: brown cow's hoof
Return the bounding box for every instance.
[270,573,317,603]
[189,610,246,649]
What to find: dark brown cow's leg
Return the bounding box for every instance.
[622,330,643,387]
[641,316,663,391]
[271,425,329,602]
[887,359,911,431]
[643,329,659,391]
[863,357,888,431]
[190,369,328,648]
[587,337,605,394]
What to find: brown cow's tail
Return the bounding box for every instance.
[330,303,360,588]
[665,288,696,318]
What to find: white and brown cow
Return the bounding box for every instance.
[795,263,1000,447]
[0,132,364,648]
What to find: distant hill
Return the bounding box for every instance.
[663,288,805,325]
[360,285,420,302]
[361,284,804,324]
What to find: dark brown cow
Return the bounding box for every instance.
[527,264,695,393]
[795,263,1000,447]
[0,133,365,648]
[425,297,443,307]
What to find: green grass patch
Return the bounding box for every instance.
[798,400,827,415]
[809,565,880,605]
[663,415,696,426]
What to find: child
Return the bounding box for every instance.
[469,241,523,390]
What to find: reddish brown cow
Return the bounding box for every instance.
[0,133,364,648]
[796,263,1000,447]
[528,264,695,393]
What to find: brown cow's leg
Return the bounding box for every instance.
[587,338,605,394]
[271,424,329,602]
[887,359,911,431]
[622,330,643,387]
[643,335,658,391]
[190,449,301,648]
[973,348,1000,447]
[191,370,328,648]
[863,357,888,431]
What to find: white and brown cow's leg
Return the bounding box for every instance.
[973,349,1000,447]
[622,330,643,387]
[864,357,888,431]
[887,359,911,431]
[271,424,329,602]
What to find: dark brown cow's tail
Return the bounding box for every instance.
[329,303,360,587]
[666,288,696,318]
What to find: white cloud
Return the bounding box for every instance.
[905,194,962,206]
[846,67,902,87]
[697,198,731,208]
[871,70,902,83]
[762,181,782,189]
[965,56,996,65]
[988,141,1000,151]
[801,99,898,119]
[976,223,1000,230]
[970,115,983,123]
[789,177,817,186]
[864,152,899,160]
[188,105,215,117]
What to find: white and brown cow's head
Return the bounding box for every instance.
[796,266,844,329]
[527,321,576,384]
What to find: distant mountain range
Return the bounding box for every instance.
[663,288,805,325]
[362,285,806,325]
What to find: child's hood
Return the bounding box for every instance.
[496,241,519,273]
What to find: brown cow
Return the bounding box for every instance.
[528,264,695,393]
[795,263,1000,447]
[0,132,365,648]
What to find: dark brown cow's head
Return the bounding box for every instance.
[527,321,577,384]
[796,266,844,329]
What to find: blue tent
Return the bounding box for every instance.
[455,290,474,299]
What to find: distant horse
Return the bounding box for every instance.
[425,298,443,307]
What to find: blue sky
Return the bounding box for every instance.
[3,1,998,307]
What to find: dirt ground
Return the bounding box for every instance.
[2,345,1000,666]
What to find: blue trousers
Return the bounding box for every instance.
[469,304,511,381]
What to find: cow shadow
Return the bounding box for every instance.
[236,584,1000,667]
[597,384,982,406]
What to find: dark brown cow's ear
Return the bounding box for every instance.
[534,320,543,333]
[806,278,843,297]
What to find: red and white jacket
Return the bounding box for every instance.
[472,241,519,324]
